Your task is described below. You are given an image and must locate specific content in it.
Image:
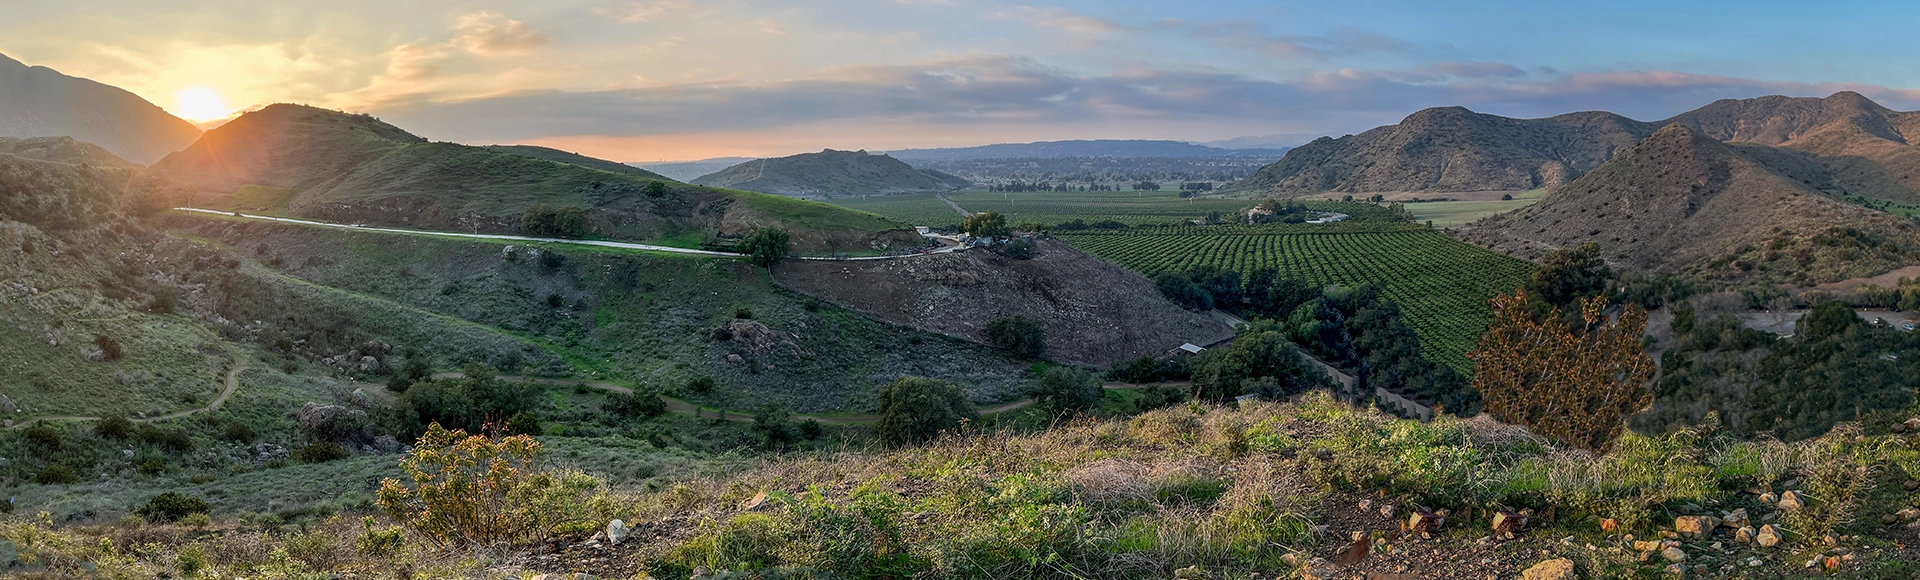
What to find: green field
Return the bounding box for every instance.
[1401,190,1546,226]
[1058,226,1533,372]
[827,193,963,227]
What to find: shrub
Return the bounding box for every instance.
[961,210,1009,239]
[376,424,604,546]
[734,307,753,319]
[645,181,670,198]
[23,421,61,453]
[137,424,194,453]
[688,376,717,395]
[1032,367,1103,417]
[94,415,134,440]
[505,411,542,436]
[798,419,824,439]
[737,228,791,267]
[223,421,256,443]
[604,389,668,419]
[294,442,350,464]
[1000,239,1035,259]
[95,335,124,361]
[136,492,210,523]
[358,516,405,557]
[34,462,78,485]
[984,316,1046,358]
[139,459,166,475]
[874,376,978,445]
[179,512,213,528]
[521,205,589,238]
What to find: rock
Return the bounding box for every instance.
[1759,492,1778,504]
[1664,563,1687,577]
[1662,546,1688,562]
[1407,509,1444,534]
[1756,525,1783,547]
[1748,557,1763,567]
[1898,507,1920,522]
[349,388,373,408]
[1520,558,1575,580]
[1633,540,1663,552]
[691,565,712,579]
[1357,499,1372,511]
[0,395,16,415]
[741,490,770,511]
[726,354,745,365]
[1778,491,1805,511]
[1300,563,1339,580]
[1721,508,1748,529]
[1675,515,1719,536]
[1734,526,1757,544]
[1493,509,1528,536]
[1905,480,1919,491]
[607,519,629,545]
[0,540,15,567]
[372,435,401,454]
[1379,504,1396,518]
[1173,565,1209,580]
[1600,518,1619,532]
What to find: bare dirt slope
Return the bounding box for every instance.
[1463,124,1920,282]
[774,238,1223,367]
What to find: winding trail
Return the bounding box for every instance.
[172,208,965,261]
[422,372,1184,425]
[6,365,250,428]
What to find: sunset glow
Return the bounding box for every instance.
[170,87,231,123]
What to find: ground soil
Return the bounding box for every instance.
[773,237,1224,368]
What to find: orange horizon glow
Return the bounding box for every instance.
[169,87,235,123]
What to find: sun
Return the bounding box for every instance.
[171,87,231,122]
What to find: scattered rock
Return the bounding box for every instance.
[1600,518,1618,532]
[1756,525,1783,548]
[1357,499,1372,512]
[1493,509,1528,537]
[692,565,712,579]
[1898,507,1920,522]
[606,519,629,545]
[349,388,373,408]
[1759,492,1779,504]
[1406,509,1444,534]
[1662,546,1688,562]
[1521,558,1575,580]
[1300,562,1339,580]
[1675,515,1719,537]
[1633,540,1663,553]
[1778,491,1805,511]
[1664,563,1687,577]
[1721,508,1748,529]
[1734,526,1757,544]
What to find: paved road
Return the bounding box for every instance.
[6,365,250,428]
[424,372,1182,425]
[173,208,965,261]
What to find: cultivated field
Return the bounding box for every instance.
[1059,225,1533,372]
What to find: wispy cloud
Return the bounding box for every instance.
[595,0,690,24]
[451,11,551,55]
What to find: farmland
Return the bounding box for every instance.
[1058,225,1533,372]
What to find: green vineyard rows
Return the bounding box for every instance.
[1057,228,1533,373]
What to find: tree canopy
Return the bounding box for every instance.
[985,316,1046,358]
[961,210,1010,239]
[737,227,791,267]
[1469,291,1653,453]
[1525,242,1612,308]
[874,376,978,444]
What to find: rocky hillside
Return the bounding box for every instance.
[0,52,202,164]
[481,144,666,178]
[1463,124,1920,282]
[774,237,1224,367]
[692,149,970,198]
[1228,92,1920,201]
[0,136,139,169]
[147,105,920,252]
[1225,108,1655,195]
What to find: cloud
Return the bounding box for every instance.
[369,54,1920,155]
[596,0,690,24]
[990,6,1130,34]
[1194,23,1411,59]
[451,11,551,55]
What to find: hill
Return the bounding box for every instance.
[147,104,920,252]
[1225,92,1920,202]
[775,237,1225,367]
[691,149,970,198]
[0,52,202,164]
[481,144,669,178]
[1462,124,1920,283]
[887,139,1270,160]
[1225,107,1656,195]
[0,136,139,169]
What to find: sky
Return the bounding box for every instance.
[3,0,1918,161]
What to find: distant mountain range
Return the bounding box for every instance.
[885,139,1287,161]
[691,149,970,198]
[631,157,755,182]
[1225,91,1920,203]
[0,52,201,164]
[0,136,139,169]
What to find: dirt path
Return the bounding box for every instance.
[426,373,1181,425]
[934,193,973,218]
[7,365,250,428]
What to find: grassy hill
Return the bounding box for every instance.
[147,104,921,253]
[0,136,140,169]
[1463,124,1920,285]
[482,144,670,178]
[692,149,971,198]
[0,52,203,164]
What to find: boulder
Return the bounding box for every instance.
[1633,540,1663,553]
[607,519,629,545]
[1492,509,1528,536]
[1675,515,1719,536]
[1521,558,1575,580]
[1756,525,1783,547]
[349,388,373,408]
[1406,510,1444,534]
[1778,491,1805,511]
[1734,526,1757,544]
[1662,546,1687,562]
[1721,508,1748,529]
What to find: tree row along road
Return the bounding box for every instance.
[425,373,1182,425]
[172,208,965,261]
[6,365,250,429]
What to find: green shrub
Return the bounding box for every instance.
[1000,239,1035,259]
[136,492,210,523]
[644,181,670,198]
[177,544,208,575]
[357,516,405,557]
[985,316,1046,358]
[688,376,717,395]
[23,421,61,453]
[136,424,193,453]
[293,442,350,464]
[94,415,134,440]
[737,228,791,267]
[605,389,668,419]
[376,424,604,546]
[505,411,542,436]
[223,421,256,443]
[95,334,124,361]
[139,459,166,475]
[34,462,78,485]
[874,376,978,445]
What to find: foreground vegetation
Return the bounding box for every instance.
[6,393,1918,578]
